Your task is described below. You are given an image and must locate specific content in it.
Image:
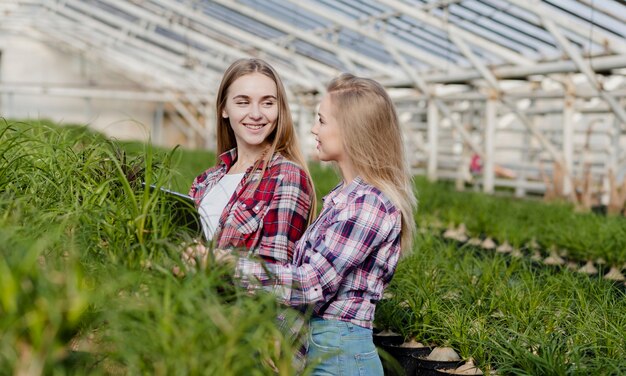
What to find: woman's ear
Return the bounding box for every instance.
[222,110,229,119]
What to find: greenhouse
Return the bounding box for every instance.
[1,0,625,375]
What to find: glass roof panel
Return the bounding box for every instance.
[6,0,625,92]
[239,0,329,31]
[198,1,285,40]
[544,0,625,38]
[318,0,364,19]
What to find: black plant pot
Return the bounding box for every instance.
[413,354,463,376]
[373,331,403,347]
[380,343,432,376]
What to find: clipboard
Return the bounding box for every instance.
[143,183,203,238]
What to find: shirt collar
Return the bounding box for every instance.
[218,148,238,170]
[329,176,365,205]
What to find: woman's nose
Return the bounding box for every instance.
[249,104,262,119]
[311,122,319,135]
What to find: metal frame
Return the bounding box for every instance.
[1,0,624,199]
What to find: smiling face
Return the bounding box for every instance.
[311,94,346,164]
[222,72,278,154]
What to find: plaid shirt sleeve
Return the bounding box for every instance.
[255,165,312,263]
[235,190,397,306]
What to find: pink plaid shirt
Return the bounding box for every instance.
[235,177,402,328]
[189,148,312,263]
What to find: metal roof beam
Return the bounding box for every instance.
[447,5,541,54]
[110,0,309,85]
[0,83,176,101]
[577,0,626,25]
[209,0,402,80]
[143,0,335,87]
[448,33,500,89]
[508,0,626,54]
[385,43,483,158]
[24,7,214,138]
[56,1,228,77]
[383,54,626,86]
[394,87,626,102]
[458,2,564,51]
[171,99,205,135]
[283,0,451,68]
[469,0,558,49]
[377,0,534,65]
[419,0,465,11]
[541,16,626,129]
[41,1,218,91]
[442,28,568,174]
[28,23,202,92]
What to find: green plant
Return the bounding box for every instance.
[0,119,328,375]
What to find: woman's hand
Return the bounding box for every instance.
[172,244,235,277]
[213,248,236,267]
[182,243,210,269]
[172,242,209,277]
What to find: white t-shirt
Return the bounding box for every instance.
[198,173,245,241]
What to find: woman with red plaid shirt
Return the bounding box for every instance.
[182,58,316,373]
[221,74,417,375]
[188,58,316,264]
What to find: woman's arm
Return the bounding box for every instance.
[235,191,399,306]
[255,164,312,263]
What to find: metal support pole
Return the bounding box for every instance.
[7,93,14,118]
[562,83,575,195]
[541,17,626,130]
[484,96,496,194]
[166,108,194,146]
[610,116,620,176]
[604,116,622,205]
[152,102,164,145]
[84,97,92,123]
[515,117,530,198]
[427,100,439,182]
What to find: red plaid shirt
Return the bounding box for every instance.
[235,177,402,328]
[189,148,312,263]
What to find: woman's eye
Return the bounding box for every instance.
[236,101,248,105]
[262,101,275,107]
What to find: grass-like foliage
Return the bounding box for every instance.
[415,176,626,264]
[4,118,625,375]
[377,233,626,374]
[0,119,308,375]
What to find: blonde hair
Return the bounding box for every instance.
[327,73,417,253]
[215,58,316,223]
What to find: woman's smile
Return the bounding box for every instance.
[243,122,266,131]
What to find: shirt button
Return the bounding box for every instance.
[242,203,246,208]
[254,206,260,211]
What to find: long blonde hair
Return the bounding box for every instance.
[215,58,316,223]
[327,73,417,253]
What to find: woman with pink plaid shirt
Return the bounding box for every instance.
[219,73,417,375]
